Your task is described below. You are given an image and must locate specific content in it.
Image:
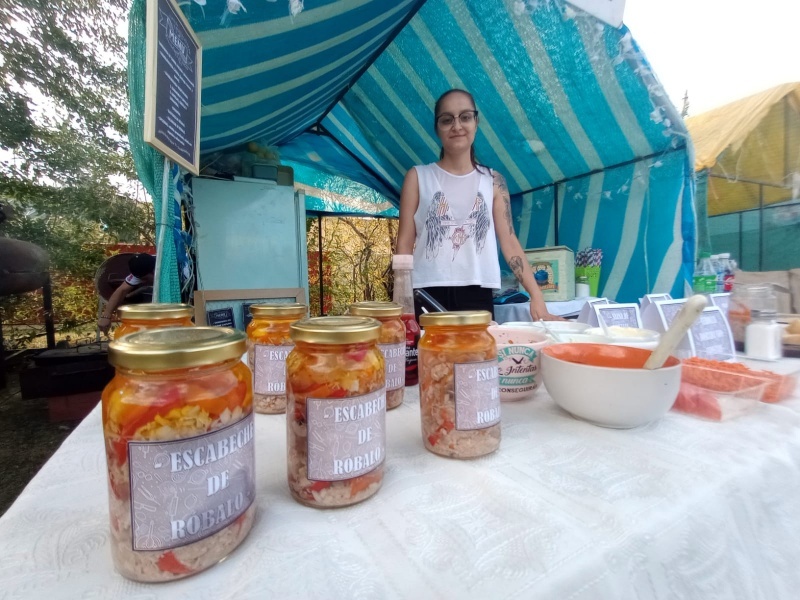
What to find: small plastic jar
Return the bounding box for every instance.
[114,303,194,340]
[286,316,386,508]
[418,311,501,458]
[246,303,307,414]
[348,301,405,409]
[103,327,256,582]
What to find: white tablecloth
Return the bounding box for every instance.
[3,362,800,599]
[495,298,591,323]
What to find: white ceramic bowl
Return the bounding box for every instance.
[584,326,660,350]
[500,321,591,334]
[488,326,549,401]
[541,343,681,428]
[550,332,612,344]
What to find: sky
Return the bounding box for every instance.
[623,0,800,116]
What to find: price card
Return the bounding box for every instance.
[690,306,736,361]
[207,307,235,328]
[640,293,672,312]
[594,303,642,329]
[577,297,609,325]
[708,293,730,318]
[644,298,694,359]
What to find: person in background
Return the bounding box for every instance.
[98,253,156,334]
[395,88,562,321]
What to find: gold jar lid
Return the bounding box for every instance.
[109,327,246,371]
[117,303,194,320]
[249,302,307,318]
[290,316,381,344]
[348,301,402,318]
[419,310,492,327]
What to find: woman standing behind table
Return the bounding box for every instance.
[395,89,561,322]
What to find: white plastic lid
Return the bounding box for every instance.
[392,254,413,270]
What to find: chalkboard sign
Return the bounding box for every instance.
[690,306,735,361]
[242,303,257,328]
[207,307,235,328]
[594,303,642,329]
[144,0,201,174]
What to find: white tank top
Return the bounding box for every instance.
[412,163,500,289]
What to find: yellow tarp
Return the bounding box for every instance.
[686,82,800,216]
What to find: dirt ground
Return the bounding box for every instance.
[0,366,78,516]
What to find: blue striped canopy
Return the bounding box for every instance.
[150,0,696,301]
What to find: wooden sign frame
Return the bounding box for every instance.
[194,288,306,328]
[144,0,202,174]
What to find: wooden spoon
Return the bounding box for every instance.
[643,295,708,370]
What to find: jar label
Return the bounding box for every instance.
[454,360,501,430]
[128,412,256,551]
[253,344,292,395]
[379,342,405,391]
[306,389,386,481]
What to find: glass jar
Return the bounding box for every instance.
[348,301,405,409]
[114,303,194,339]
[729,283,778,343]
[286,316,385,508]
[246,303,307,414]
[418,311,500,458]
[745,309,783,361]
[103,327,255,582]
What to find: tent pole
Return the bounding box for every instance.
[318,215,324,316]
[758,184,764,271]
[553,185,559,246]
[738,212,743,268]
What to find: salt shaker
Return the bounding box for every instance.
[744,309,783,361]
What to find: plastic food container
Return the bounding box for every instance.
[674,362,770,420]
[348,301,406,409]
[246,303,307,414]
[418,311,500,458]
[103,327,256,582]
[286,316,386,508]
[682,357,798,404]
[114,303,194,339]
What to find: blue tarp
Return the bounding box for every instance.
[141,0,696,301]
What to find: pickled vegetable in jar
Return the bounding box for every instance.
[287,316,385,508]
[103,327,256,582]
[418,311,500,458]
[348,301,405,409]
[114,303,194,339]
[246,303,307,414]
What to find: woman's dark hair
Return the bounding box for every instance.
[434,88,488,174]
[129,253,156,278]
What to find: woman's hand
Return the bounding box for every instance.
[529,304,566,322]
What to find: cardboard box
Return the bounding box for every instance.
[524,246,575,301]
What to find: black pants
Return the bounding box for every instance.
[413,285,495,321]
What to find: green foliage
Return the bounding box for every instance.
[307,216,396,316]
[0,0,153,347]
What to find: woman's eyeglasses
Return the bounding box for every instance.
[436,110,478,128]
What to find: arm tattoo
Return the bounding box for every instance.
[494,171,514,235]
[508,256,525,282]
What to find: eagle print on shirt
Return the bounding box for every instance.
[424,191,490,261]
